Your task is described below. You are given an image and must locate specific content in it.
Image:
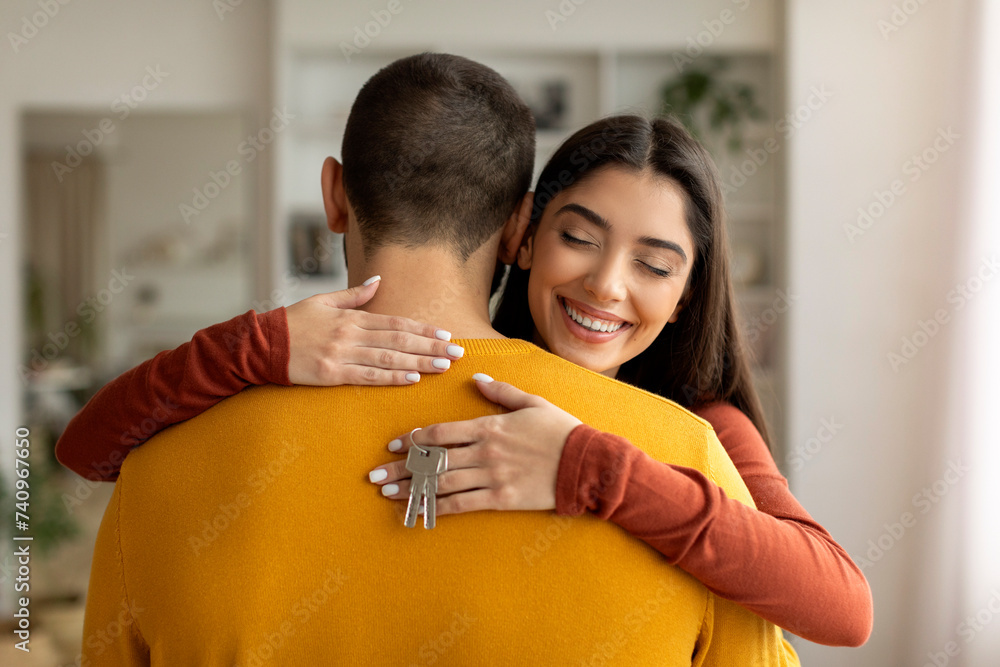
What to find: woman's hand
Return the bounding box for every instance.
[367,375,583,514]
[285,276,465,386]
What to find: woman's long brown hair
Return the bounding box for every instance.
[492,114,771,448]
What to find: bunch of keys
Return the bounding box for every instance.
[404,439,448,529]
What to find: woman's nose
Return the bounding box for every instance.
[583,259,627,303]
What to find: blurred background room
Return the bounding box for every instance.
[1,0,998,664]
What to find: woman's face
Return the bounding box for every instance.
[518,166,696,377]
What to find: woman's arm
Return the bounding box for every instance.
[556,403,873,647]
[55,279,462,481]
[55,308,289,481]
[370,380,872,647]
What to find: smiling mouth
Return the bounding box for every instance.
[560,297,631,333]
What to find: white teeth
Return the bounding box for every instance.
[562,299,624,333]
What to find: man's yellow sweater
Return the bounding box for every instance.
[82,338,799,665]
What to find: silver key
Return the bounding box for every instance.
[404,445,447,529]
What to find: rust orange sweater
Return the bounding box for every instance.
[56,309,872,647]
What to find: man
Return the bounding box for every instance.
[80,53,798,665]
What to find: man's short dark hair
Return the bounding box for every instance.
[342,53,536,261]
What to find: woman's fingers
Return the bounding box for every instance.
[386,418,488,454]
[318,275,382,310]
[355,331,464,373]
[355,309,452,343]
[367,439,477,484]
[339,365,423,386]
[341,346,460,382]
[436,489,498,516]
[285,277,461,386]
[472,376,543,411]
[374,467,495,515]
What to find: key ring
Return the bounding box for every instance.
[408,427,447,472]
[408,427,424,453]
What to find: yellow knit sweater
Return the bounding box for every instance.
[82,338,799,665]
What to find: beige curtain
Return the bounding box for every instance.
[25,152,106,359]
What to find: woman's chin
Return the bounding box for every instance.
[552,341,616,375]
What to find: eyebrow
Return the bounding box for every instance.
[555,203,688,263]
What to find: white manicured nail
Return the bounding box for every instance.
[432,358,450,370]
[435,329,452,341]
[369,468,388,483]
[382,483,399,496]
[388,439,402,452]
[405,372,420,383]
[447,344,464,358]
[472,373,494,383]
[362,275,381,286]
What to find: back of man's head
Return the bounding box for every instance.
[342,53,536,261]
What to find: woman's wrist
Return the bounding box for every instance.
[554,423,603,516]
[256,306,293,386]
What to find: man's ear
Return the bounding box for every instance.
[321,156,350,234]
[498,192,534,265]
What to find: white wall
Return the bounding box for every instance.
[786,1,975,665]
[0,1,271,478]
[279,0,777,50]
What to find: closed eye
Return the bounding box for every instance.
[638,261,671,278]
[560,232,594,247]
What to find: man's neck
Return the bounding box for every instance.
[349,246,505,340]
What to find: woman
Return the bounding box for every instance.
[56,115,872,647]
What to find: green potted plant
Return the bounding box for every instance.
[660,56,766,155]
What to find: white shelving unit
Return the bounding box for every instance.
[274,46,787,464]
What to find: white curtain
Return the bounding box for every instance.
[908,1,1000,664]
[954,0,1000,663]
